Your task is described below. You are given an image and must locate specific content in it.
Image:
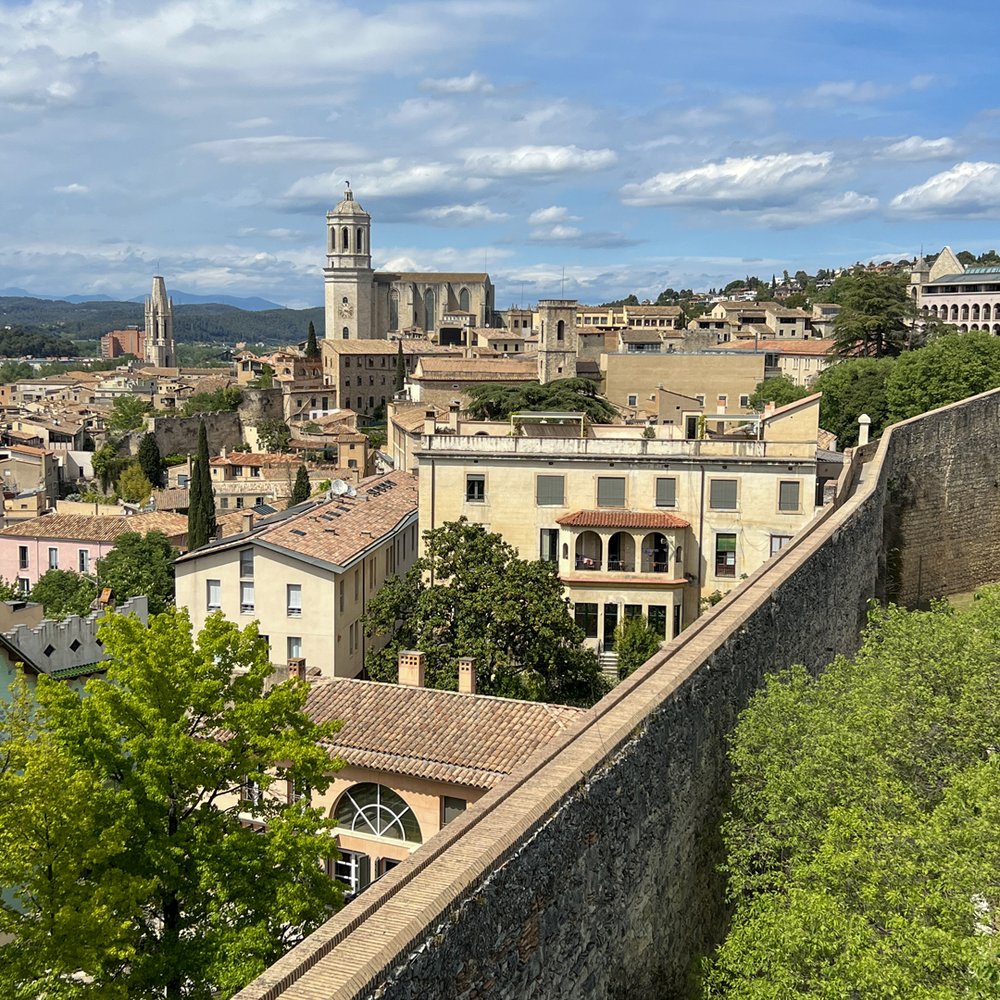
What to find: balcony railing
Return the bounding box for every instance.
[575,557,601,571]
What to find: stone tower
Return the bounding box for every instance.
[323,186,374,341]
[144,276,176,368]
[537,299,578,384]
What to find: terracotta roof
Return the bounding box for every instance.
[322,339,459,356]
[210,452,300,467]
[305,678,584,789]
[414,357,537,380]
[556,510,691,529]
[728,339,834,356]
[0,510,188,542]
[5,445,51,458]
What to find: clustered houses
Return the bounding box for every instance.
[174,471,418,679]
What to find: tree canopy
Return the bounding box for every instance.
[0,608,343,999]
[365,519,606,705]
[829,270,910,358]
[465,377,618,423]
[29,569,97,618]
[98,530,177,615]
[181,387,242,417]
[137,433,165,488]
[747,375,810,412]
[305,321,320,359]
[108,394,150,434]
[812,357,895,447]
[614,615,663,680]
[700,592,1000,998]
[117,463,153,504]
[187,421,217,550]
[288,465,311,507]
[256,417,291,453]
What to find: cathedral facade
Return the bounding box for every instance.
[323,188,495,343]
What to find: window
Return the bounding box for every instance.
[342,327,349,339]
[240,581,255,613]
[597,476,626,508]
[627,394,638,407]
[739,394,750,408]
[235,496,244,509]
[334,783,422,843]
[624,603,642,621]
[78,549,89,573]
[239,548,254,578]
[354,568,360,601]
[778,480,801,512]
[332,849,371,896]
[771,534,793,556]
[539,528,559,563]
[18,546,28,570]
[17,578,29,595]
[442,796,467,825]
[240,777,263,807]
[207,579,221,610]
[709,479,738,510]
[250,467,261,478]
[465,473,485,503]
[47,547,58,570]
[655,477,676,508]
[287,636,302,660]
[574,602,598,638]
[287,583,302,617]
[648,605,667,638]
[715,534,736,577]
[536,475,565,506]
[287,776,311,805]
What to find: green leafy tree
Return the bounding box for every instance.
[92,442,128,492]
[97,530,176,615]
[305,320,320,359]
[701,592,1000,999]
[394,338,406,393]
[116,463,153,504]
[829,270,909,358]
[29,569,97,618]
[812,357,895,447]
[885,330,1000,424]
[0,608,343,999]
[187,420,217,550]
[137,433,165,488]
[108,394,150,434]
[465,377,618,423]
[181,387,242,417]
[288,465,311,507]
[257,417,291,453]
[614,615,663,680]
[249,363,274,389]
[0,578,20,601]
[747,375,810,412]
[365,518,605,705]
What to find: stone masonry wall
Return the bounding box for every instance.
[236,388,1000,1000]
[132,411,244,458]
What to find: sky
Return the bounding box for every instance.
[3,0,1000,309]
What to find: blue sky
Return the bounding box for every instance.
[2,0,1000,308]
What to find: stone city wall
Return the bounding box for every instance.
[236,388,1000,1000]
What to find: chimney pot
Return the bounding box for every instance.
[287,657,306,682]
[242,512,254,533]
[398,649,425,688]
[458,656,476,695]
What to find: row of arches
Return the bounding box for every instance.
[333,225,367,255]
[574,531,679,574]
[925,302,1000,323]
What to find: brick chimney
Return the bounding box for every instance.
[423,410,436,436]
[287,657,306,682]
[398,649,425,687]
[242,511,255,533]
[458,656,476,695]
[448,401,460,433]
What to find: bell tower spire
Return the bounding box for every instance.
[324,185,374,341]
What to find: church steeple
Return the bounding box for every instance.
[326,184,371,270]
[324,186,374,340]
[144,275,176,368]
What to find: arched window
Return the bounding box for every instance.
[357,227,364,253]
[459,287,470,312]
[984,304,992,322]
[342,327,350,339]
[641,532,669,573]
[575,531,602,571]
[423,289,436,332]
[389,291,399,331]
[951,305,959,321]
[961,304,969,321]
[334,783,422,842]
[556,319,565,342]
[341,227,350,251]
[607,532,635,572]
[973,304,980,321]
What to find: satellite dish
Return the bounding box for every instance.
[328,479,350,496]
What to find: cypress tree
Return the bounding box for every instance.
[394,339,406,393]
[187,421,217,549]
[288,465,311,508]
[305,321,320,359]
[137,432,164,488]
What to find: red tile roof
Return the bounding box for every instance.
[304,678,584,789]
[556,510,691,529]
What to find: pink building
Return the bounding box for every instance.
[0,512,188,590]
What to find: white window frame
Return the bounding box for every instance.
[240,581,255,614]
[206,579,221,611]
[287,583,302,617]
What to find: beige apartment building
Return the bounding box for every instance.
[910,245,1000,332]
[728,338,835,387]
[174,472,418,679]
[414,397,823,648]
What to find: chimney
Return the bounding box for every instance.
[398,649,425,687]
[242,511,255,533]
[858,413,872,446]
[423,410,436,435]
[288,657,306,683]
[448,401,460,433]
[458,656,476,695]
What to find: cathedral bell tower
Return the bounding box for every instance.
[144,275,176,368]
[323,185,374,341]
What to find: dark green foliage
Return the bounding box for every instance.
[812,358,895,447]
[829,270,909,358]
[181,387,242,417]
[187,421,217,550]
[249,363,274,389]
[0,361,35,384]
[305,321,320,359]
[97,531,176,615]
[614,615,663,679]
[29,569,97,618]
[747,375,810,411]
[885,330,1000,423]
[256,418,291,453]
[701,593,1000,998]
[394,339,406,392]
[465,377,618,423]
[137,433,164,488]
[365,519,606,705]
[108,394,150,433]
[598,293,640,307]
[0,326,78,357]
[92,442,129,492]
[288,465,311,507]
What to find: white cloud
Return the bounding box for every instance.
[799,74,936,108]
[528,205,580,225]
[420,71,494,94]
[54,183,89,195]
[234,116,272,129]
[0,46,101,108]
[465,145,617,177]
[621,152,834,208]
[415,203,508,226]
[880,135,958,161]
[753,191,878,228]
[531,224,583,241]
[286,159,473,202]
[889,162,1000,217]
[194,136,365,164]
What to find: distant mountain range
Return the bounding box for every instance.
[0,287,287,311]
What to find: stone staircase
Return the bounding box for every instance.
[598,649,619,682]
